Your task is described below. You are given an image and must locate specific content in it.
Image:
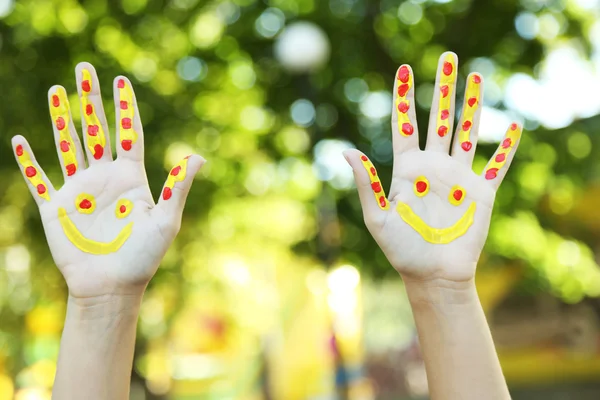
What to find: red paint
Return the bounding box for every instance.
[16,145,23,156]
[117,79,125,88]
[81,80,91,93]
[398,84,410,97]
[397,102,409,113]
[171,166,181,176]
[473,75,482,84]
[511,123,518,131]
[402,123,414,136]
[361,155,368,161]
[443,61,453,76]
[485,168,498,180]
[467,97,477,107]
[378,196,386,208]
[461,141,472,151]
[52,95,60,107]
[440,109,449,120]
[121,140,132,151]
[440,85,449,98]
[162,187,172,200]
[502,138,512,148]
[88,125,99,136]
[66,164,76,176]
[86,104,93,115]
[397,66,410,83]
[453,190,463,201]
[79,199,92,209]
[121,118,132,129]
[93,144,103,160]
[462,120,472,131]
[438,125,448,137]
[25,166,36,177]
[370,167,376,176]
[416,181,427,193]
[495,153,506,162]
[120,101,128,110]
[37,184,46,195]
[56,117,66,131]
[60,140,70,152]
[371,182,382,193]
[120,205,127,213]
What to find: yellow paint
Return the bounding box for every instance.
[58,208,133,254]
[164,157,189,196]
[81,69,106,159]
[50,87,78,176]
[75,193,96,214]
[115,199,134,219]
[395,65,414,137]
[458,74,481,150]
[396,201,476,244]
[485,124,522,180]
[435,54,457,137]
[359,156,389,210]
[448,185,466,206]
[118,80,138,147]
[15,146,50,201]
[413,176,429,197]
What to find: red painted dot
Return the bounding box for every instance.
[88,125,99,136]
[461,141,472,152]
[121,118,132,129]
[120,205,127,213]
[397,66,410,83]
[120,101,128,110]
[402,123,414,136]
[397,102,409,113]
[416,181,427,193]
[360,155,368,161]
[440,109,449,120]
[60,140,70,152]
[511,123,518,131]
[370,167,376,176]
[440,85,449,98]
[16,145,23,156]
[79,199,92,209]
[162,187,172,200]
[453,190,463,201]
[171,166,181,176]
[52,95,60,107]
[56,117,66,131]
[85,104,93,115]
[467,97,477,107]
[93,144,104,160]
[117,79,125,88]
[502,138,512,148]
[37,184,46,195]
[378,196,387,208]
[121,140,132,151]
[462,120,472,131]
[25,166,36,177]
[495,153,506,163]
[81,80,91,93]
[438,125,448,137]
[472,75,482,84]
[66,164,77,176]
[443,61,453,76]
[485,168,498,180]
[398,84,410,98]
[371,182,382,193]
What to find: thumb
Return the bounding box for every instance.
[343,149,389,223]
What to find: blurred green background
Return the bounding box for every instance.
[1,0,600,398]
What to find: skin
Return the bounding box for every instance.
[12,62,205,400]
[344,52,518,400]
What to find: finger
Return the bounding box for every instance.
[114,76,144,161]
[391,64,419,154]
[75,62,112,163]
[342,149,389,225]
[451,73,483,166]
[425,52,458,153]
[12,136,55,205]
[49,86,86,179]
[482,123,523,190]
[155,155,206,221]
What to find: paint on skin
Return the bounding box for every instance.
[49,87,78,176]
[75,193,96,214]
[395,65,414,137]
[115,199,134,219]
[162,157,190,201]
[413,176,429,197]
[80,69,106,160]
[435,54,457,138]
[484,123,522,180]
[58,208,133,254]
[118,79,138,151]
[15,144,50,201]
[458,74,481,152]
[360,155,389,210]
[448,185,466,206]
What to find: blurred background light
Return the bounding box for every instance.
[274,21,331,73]
[290,99,316,127]
[255,8,286,38]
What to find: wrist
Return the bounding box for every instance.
[66,293,143,323]
[402,276,478,311]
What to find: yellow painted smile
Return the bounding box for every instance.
[58,208,133,254]
[396,202,476,244]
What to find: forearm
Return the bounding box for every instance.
[52,293,143,400]
[404,277,510,400]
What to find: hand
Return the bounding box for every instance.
[344,52,522,284]
[12,62,205,299]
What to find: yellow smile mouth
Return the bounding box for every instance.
[58,208,133,254]
[396,202,476,244]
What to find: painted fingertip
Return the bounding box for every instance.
[359,155,389,210]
